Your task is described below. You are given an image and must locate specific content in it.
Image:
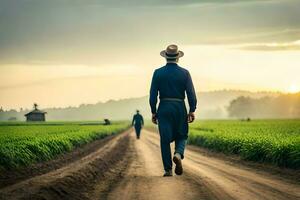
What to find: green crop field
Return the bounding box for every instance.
[0,121,130,169]
[189,120,300,169]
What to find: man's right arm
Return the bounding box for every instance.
[149,70,158,114]
[132,115,135,126]
[149,70,158,124]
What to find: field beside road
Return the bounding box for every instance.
[0,120,299,200]
[189,120,300,169]
[0,121,130,169]
[1,128,299,200]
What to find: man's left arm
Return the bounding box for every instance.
[186,71,197,123]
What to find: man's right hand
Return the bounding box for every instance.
[152,114,158,124]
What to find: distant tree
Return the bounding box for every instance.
[228,96,253,118]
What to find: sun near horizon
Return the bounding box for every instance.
[287,84,300,94]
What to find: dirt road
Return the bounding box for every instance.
[0,129,299,200]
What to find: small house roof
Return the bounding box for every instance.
[24,109,47,116]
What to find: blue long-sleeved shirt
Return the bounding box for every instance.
[149,63,197,114]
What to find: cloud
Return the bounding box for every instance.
[0,0,299,65]
[236,40,300,51]
[201,29,300,44]
[0,0,278,8]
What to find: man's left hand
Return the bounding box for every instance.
[152,114,158,124]
[187,112,195,123]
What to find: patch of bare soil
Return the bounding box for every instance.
[186,145,300,184]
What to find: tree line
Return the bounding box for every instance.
[228,93,300,119]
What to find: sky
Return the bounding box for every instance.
[0,0,300,109]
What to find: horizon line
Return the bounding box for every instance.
[1,88,295,111]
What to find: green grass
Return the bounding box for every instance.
[189,120,300,169]
[0,121,130,169]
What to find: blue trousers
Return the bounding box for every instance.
[159,136,186,171]
[157,101,188,171]
[134,125,141,139]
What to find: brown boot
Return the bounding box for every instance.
[173,153,183,175]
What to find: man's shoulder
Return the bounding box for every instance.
[176,65,189,73]
[135,114,143,119]
[154,66,166,72]
[152,66,166,77]
[154,64,189,75]
[155,64,188,70]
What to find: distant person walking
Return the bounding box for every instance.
[132,110,144,139]
[150,44,197,177]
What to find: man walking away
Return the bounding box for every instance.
[132,110,144,139]
[149,44,197,177]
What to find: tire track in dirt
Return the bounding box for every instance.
[107,131,216,200]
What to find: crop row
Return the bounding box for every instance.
[188,120,300,169]
[0,122,130,169]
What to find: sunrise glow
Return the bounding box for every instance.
[287,84,300,94]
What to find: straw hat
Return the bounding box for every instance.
[160,44,184,59]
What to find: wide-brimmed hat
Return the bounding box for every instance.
[160,44,184,59]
